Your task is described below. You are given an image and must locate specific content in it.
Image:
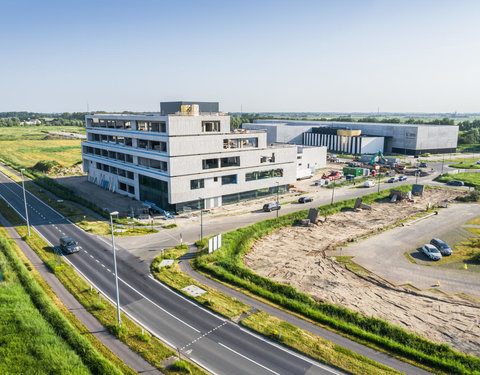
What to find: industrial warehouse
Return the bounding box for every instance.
[243,119,459,155]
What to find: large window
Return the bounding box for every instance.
[221,175,237,185]
[221,156,240,167]
[202,158,219,169]
[245,168,283,181]
[190,179,204,190]
[202,121,220,132]
[138,175,173,211]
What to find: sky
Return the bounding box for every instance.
[1,0,480,113]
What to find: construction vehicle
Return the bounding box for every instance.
[143,200,175,220]
[321,171,341,180]
[369,150,387,165]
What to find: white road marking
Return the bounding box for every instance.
[117,275,200,333]
[101,264,105,268]
[218,342,280,375]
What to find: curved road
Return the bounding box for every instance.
[0,172,342,375]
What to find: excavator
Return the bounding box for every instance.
[369,150,387,165]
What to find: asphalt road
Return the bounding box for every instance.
[335,202,480,298]
[117,162,460,261]
[0,171,343,375]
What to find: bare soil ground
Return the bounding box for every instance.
[244,188,480,356]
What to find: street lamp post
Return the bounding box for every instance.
[441,153,445,175]
[415,170,419,184]
[20,169,30,237]
[199,198,203,241]
[276,182,279,218]
[331,180,335,205]
[377,172,381,193]
[109,211,121,327]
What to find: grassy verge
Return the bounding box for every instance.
[0,165,157,236]
[449,162,480,169]
[331,256,371,277]
[242,312,402,375]
[0,232,121,374]
[151,245,404,374]
[152,244,250,318]
[0,199,207,375]
[436,172,480,188]
[194,186,480,375]
[0,226,137,375]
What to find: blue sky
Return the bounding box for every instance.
[1,0,479,113]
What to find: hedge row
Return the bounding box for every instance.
[0,235,121,375]
[195,186,480,375]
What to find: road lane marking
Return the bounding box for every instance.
[117,276,200,333]
[101,264,105,268]
[218,342,280,375]
[181,321,227,350]
[148,275,226,322]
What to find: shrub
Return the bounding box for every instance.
[32,160,60,173]
[170,360,191,373]
[162,223,178,229]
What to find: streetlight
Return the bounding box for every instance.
[20,169,30,237]
[331,180,335,205]
[415,170,420,184]
[377,172,381,193]
[276,182,280,218]
[109,211,121,327]
[199,198,203,241]
[441,153,445,175]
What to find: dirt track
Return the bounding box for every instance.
[244,188,480,356]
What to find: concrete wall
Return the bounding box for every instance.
[360,137,384,154]
[297,146,326,170]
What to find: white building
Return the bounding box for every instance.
[82,102,296,212]
[243,119,458,155]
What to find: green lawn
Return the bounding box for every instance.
[436,172,480,188]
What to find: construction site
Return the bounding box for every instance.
[244,188,480,357]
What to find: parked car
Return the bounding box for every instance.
[364,181,376,188]
[263,202,281,212]
[476,160,480,165]
[298,196,313,203]
[430,238,452,256]
[59,236,80,254]
[419,162,428,168]
[387,177,399,183]
[446,180,464,186]
[398,175,407,181]
[421,244,442,261]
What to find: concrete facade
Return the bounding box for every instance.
[82,108,296,212]
[244,120,458,155]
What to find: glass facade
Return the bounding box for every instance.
[138,175,174,211]
[245,168,283,181]
[222,185,288,205]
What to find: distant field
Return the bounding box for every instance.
[0,126,84,169]
[0,239,91,374]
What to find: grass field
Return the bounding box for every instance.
[0,126,84,170]
[0,247,93,374]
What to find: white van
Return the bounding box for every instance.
[364,181,376,188]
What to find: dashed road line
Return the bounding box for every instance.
[180,321,227,351]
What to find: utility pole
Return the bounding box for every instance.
[20,169,30,237]
[110,211,121,327]
[276,182,280,218]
